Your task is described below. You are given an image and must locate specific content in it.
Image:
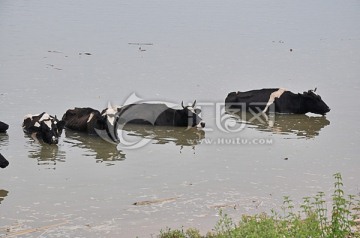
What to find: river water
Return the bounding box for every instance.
[1,0,360,237]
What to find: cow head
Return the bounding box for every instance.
[29,114,65,144]
[99,104,120,143]
[303,89,330,115]
[181,101,205,128]
[225,92,239,104]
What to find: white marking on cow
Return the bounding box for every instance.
[263,88,287,113]
[103,104,118,126]
[87,113,95,123]
[187,106,196,114]
[39,113,51,122]
[34,122,41,127]
[196,121,205,128]
[44,120,52,129]
[24,114,33,120]
[107,114,115,126]
[31,132,39,143]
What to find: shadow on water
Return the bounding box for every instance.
[228,112,330,139]
[120,124,205,152]
[0,189,9,205]
[63,130,126,164]
[25,135,66,169]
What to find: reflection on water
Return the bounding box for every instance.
[121,124,205,150]
[64,130,126,163]
[0,189,9,205]
[0,133,9,147]
[229,112,330,138]
[25,135,66,169]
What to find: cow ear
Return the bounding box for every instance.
[195,108,201,114]
[192,100,196,108]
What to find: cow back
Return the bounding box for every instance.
[118,104,171,126]
[225,89,280,110]
[62,107,103,133]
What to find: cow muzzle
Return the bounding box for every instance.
[322,107,331,115]
[197,121,206,128]
[0,160,9,168]
[51,136,59,144]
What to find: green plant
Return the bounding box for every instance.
[213,209,235,237]
[157,173,360,238]
[329,172,357,238]
[158,227,202,238]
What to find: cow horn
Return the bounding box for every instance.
[192,100,196,108]
[314,87,317,92]
[181,101,185,108]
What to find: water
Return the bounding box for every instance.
[1,0,360,237]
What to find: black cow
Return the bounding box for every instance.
[0,121,9,133]
[22,112,65,145]
[225,88,330,115]
[62,106,120,143]
[0,153,9,168]
[117,101,205,128]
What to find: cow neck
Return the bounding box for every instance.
[173,109,177,126]
[298,94,306,113]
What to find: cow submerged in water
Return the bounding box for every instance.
[62,105,120,143]
[22,112,65,144]
[225,88,330,115]
[0,153,9,169]
[0,121,9,168]
[117,101,205,128]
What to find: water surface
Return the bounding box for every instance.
[1,0,360,237]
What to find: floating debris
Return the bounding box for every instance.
[128,43,154,46]
[47,50,62,53]
[46,64,62,70]
[209,203,237,210]
[3,220,68,237]
[133,197,177,206]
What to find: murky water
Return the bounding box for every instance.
[1,0,360,237]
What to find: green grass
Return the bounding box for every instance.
[158,173,360,238]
